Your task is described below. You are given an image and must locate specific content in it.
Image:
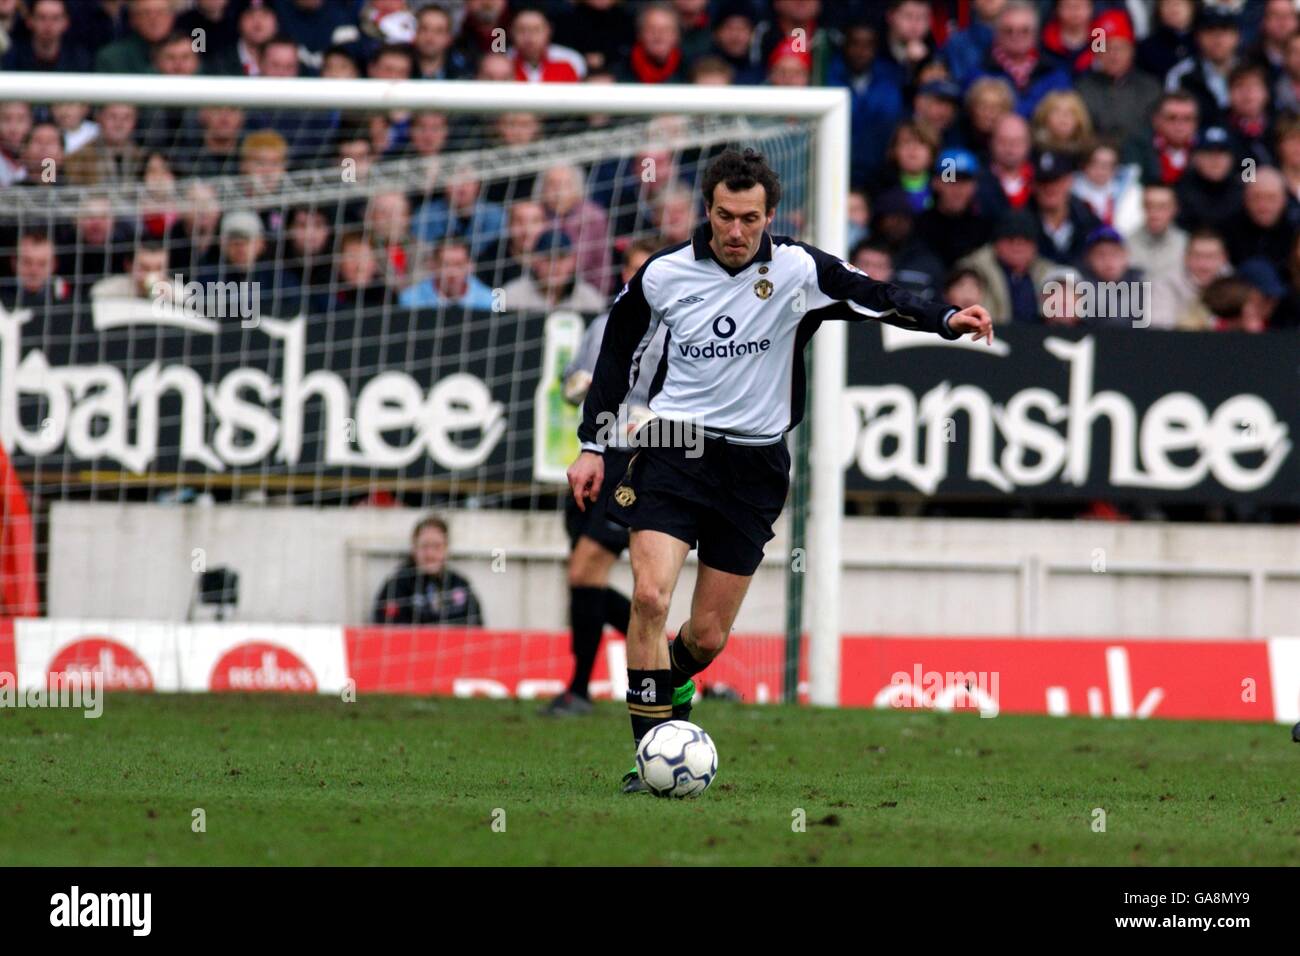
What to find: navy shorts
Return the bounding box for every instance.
[605,436,791,576]
[565,448,633,556]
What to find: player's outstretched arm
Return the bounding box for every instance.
[945,304,995,344]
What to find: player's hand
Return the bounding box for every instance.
[948,304,994,344]
[567,451,604,512]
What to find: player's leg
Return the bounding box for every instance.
[667,562,753,720]
[625,528,691,739]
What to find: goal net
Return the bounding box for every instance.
[1,76,837,705]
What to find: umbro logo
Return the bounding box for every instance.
[676,295,704,304]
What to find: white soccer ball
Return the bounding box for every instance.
[636,720,718,798]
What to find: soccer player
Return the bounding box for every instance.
[567,149,993,792]
[542,238,667,717]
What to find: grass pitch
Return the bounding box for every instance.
[1,693,1296,866]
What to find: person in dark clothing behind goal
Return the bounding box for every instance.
[542,237,666,717]
[372,515,484,626]
[568,148,993,793]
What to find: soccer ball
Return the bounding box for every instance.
[636,720,718,798]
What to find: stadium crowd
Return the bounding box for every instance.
[1,0,1299,331]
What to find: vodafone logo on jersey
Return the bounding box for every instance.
[209,643,317,692]
[48,638,153,691]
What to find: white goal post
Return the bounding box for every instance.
[2,72,849,707]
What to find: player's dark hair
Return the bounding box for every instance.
[701,147,782,212]
[624,236,661,263]
[412,515,449,541]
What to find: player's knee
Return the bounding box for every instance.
[688,621,729,658]
[631,583,672,624]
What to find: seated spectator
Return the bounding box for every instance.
[1071,140,1142,232]
[4,0,91,72]
[879,0,936,95]
[707,3,763,85]
[767,35,812,88]
[614,2,685,84]
[184,106,246,179]
[134,30,203,150]
[245,34,340,164]
[1235,258,1287,331]
[89,240,179,304]
[477,51,516,81]
[1275,32,1300,114]
[412,162,505,257]
[1040,0,1096,75]
[976,111,1033,213]
[960,75,1015,162]
[166,181,223,283]
[406,111,450,161]
[537,162,612,294]
[176,0,239,62]
[552,0,636,75]
[474,200,546,289]
[1029,150,1100,266]
[413,3,472,79]
[1200,275,1262,332]
[0,231,71,310]
[1123,91,1199,187]
[847,188,871,250]
[873,121,938,210]
[1251,0,1298,88]
[54,102,102,178]
[208,0,278,76]
[1225,62,1275,166]
[913,79,965,152]
[1277,113,1300,204]
[195,210,302,318]
[274,1,357,71]
[321,43,362,79]
[1272,232,1300,329]
[1031,90,1093,161]
[1077,9,1162,150]
[510,5,585,82]
[0,102,32,186]
[973,1,1071,118]
[674,0,711,65]
[943,267,987,312]
[753,0,832,85]
[94,0,175,74]
[319,230,395,311]
[59,193,125,290]
[1126,182,1188,283]
[1175,125,1245,232]
[365,190,412,286]
[400,238,497,310]
[284,204,334,293]
[914,147,991,267]
[18,122,65,188]
[1151,228,1232,330]
[687,54,733,86]
[1138,0,1196,81]
[650,184,695,246]
[76,103,142,186]
[867,190,945,298]
[826,21,905,188]
[502,229,606,312]
[1079,225,1145,326]
[850,238,896,281]
[455,0,510,64]
[372,515,483,627]
[1221,167,1297,272]
[957,210,1058,323]
[1165,7,1241,126]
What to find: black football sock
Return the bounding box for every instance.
[604,587,631,635]
[568,586,606,698]
[626,668,672,746]
[669,626,711,689]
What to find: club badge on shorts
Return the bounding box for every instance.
[614,484,636,507]
[753,278,773,300]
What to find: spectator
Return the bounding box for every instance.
[873,121,938,211]
[400,238,496,310]
[476,51,515,81]
[688,54,733,85]
[1030,149,1101,266]
[372,515,483,626]
[239,131,290,237]
[1077,9,1163,150]
[509,5,584,82]
[943,0,1007,87]
[707,3,763,85]
[1040,0,1095,75]
[185,107,246,178]
[1174,124,1244,232]
[177,0,240,62]
[59,194,123,289]
[321,42,362,78]
[1235,257,1286,331]
[52,101,99,160]
[284,204,333,292]
[880,0,936,95]
[1225,62,1275,166]
[1277,113,1300,204]
[754,0,833,86]
[1079,225,1145,326]
[913,79,964,152]
[4,0,91,72]
[943,266,987,311]
[1200,274,1261,332]
[1138,0,1197,81]
[1031,90,1094,161]
[320,230,394,311]
[94,0,175,74]
[537,163,612,294]
[364,190,412,286]
[1151,228,1231,329]
[957,209,1058,323]
[827,21,905,188]
[454,0,510,64]
[673,0,711,65]
[271,0,356,70]
[915,147,991,267]
[974,1,1071,118]
[649,184,695,245]
[210,0,280,75]
[1165,6,1242,125]
[1126,181,1188,282]
[1275,32,1300,114]
[133,31,203,150]
[1220,167,1296,271]
[502,229,605,312]
[66,0,131,63]
[1071,140,1142,232]
[0,231,71,310]
[1247,0,1297,87]
[1272,232,1300,329]
[166,181,223,282]
[196,210,302,318]
[406,111,450,161]
[0,101,32,186]
[78,103,142,186]
[1125,91,1199,186]
[847,187,871,249]
[475,199,547,288]
[1038,264,1084,327]
[614,2,684,84]
[961,75,1015,162]
[867,190,945,298]
[976,111,1034,212]
[552,0,636,75]
[850,238,895,281]
[413,3,471,79]
[18,122,64,188]
[412,162,505,257]
[89,239,179,303]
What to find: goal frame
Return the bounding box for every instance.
[0,72,849,707]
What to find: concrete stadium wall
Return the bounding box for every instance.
[47,502,1300,638]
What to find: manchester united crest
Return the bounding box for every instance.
[754,278,773,300]
[614,485,636,507]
